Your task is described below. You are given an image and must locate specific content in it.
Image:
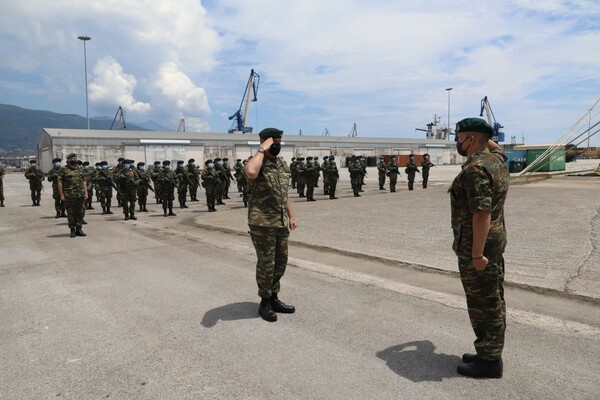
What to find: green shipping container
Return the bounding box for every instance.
[526,148,566,172]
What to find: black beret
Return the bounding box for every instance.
[423,153,429,156]
[162,160,171,165]
[82,161,90,166]
[329,156,335,160]
[118,157,125,162]
[236,159,242,162]
[29,159,36,163]
[409,153,415,157]
[306,156,313,161]
[323,156,328,160]
[214,158,221,162]
[137,162,145,166]
[129,160,135,164]
[100,161,108,165]
[153,161,161,165]
[188,159,195,163]
[223,157,229,161]
[205,159,213,166]
[298,157,305,161]
[76,160,83,165]
[177,160,184,164]
[94,162,100,166]
[455,117,494,137]
[52,158,61,163]
[291,157,296,160]
[258,127,283,139]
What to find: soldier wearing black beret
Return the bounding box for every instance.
[47,158,65,217]
[451,117,509,379]
[244,127,297,322]
[158,160,177,216]
[201,159,218,212]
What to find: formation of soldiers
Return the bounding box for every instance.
[289,155,340,201]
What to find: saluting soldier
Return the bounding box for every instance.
[387,157,400,193]
[201,159,218,212]
[158,160,177,216]
[24,159,44,206]
[450,117,510,379]
[244,128,297,322]
[405,154,420,191]
[421,153,435,188]
[47,158,66,218]
[58,153,87,238]
[377,156,388,190]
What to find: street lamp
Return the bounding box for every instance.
[445,87,453,134]
[78,35,91,129]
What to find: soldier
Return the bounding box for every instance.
[58,153,87,238]
[94,162,102,202]
[114,157,125,206]
[450,117,509,379]
[136,162,151,212]
[304,157,316,202]
[314,156,321,188]
[158,160,177,216]
[233,159,245,194]
[348,156,362,197]
[187,159,200,202]
[47,158,66,218]
[359,156,367,189]
[321,156,330,195]
[387,157,400,193]
[150,161,162,204]
[222,157,235,200]
[295,157,306,197]
[326,156,339,199]
[377,156,388,190]
[24,159,44,206]
[83,161,95,210]
[201,159,218,212]
[421,153,435,188]
[115,159,139,220]
[244,127,297,322]
[175,160,189,208]
[0,163,5,207]
[405,154,420,191]
[289,157,298,189]
[240,158,250,207]
[95,161,114,214]
[214,158,226,205]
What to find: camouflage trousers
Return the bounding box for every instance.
[422,170,430,188]
[458,255,506,361]
[249,225,290,299]
[389,175,398,192]
[0,179,4,201]
[205,187,216,208]
[378,171,386,188]
[328,178,337,197]
[121,190,137,215]
[177,183,188,204]
[65,197,85,229]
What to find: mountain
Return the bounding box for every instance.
[136,120,171,131]
[0,104,159,156]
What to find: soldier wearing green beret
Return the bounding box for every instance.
[58,153,87,237]
[244,127,297,322]
[450,117,509,379]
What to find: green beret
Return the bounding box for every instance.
[258,127,283,139]
[66,152,77,158]
[455,117,494,137]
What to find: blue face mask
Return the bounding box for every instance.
[207,163,214,169]
[96,166,102,170]
[54,162,61,167]
[164,165,170,170]
[124,163,131,169]
[102,165,109,170]
[84,166,90,171]
[139,166,145,171]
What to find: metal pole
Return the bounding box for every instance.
[445,88,452,133]
[589,108,592,149]
[78,36,91,129]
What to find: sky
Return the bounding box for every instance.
[1,0,599,145]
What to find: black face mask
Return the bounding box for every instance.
[269,143,281,156]
[456,135,471,157]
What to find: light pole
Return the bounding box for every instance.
[445,87,452,134]
[589,108,592,149]
[78,35,91,129]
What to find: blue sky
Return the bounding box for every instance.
[0,0,599,145]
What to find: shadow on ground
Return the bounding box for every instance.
[376,340,461,382]
[201,301,258,328]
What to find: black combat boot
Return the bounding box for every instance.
[462,353,479,363]
[182,201,188,208]
[270,294,295,314]
[102,206,107,215]
[168,207,176,216]
[130,212,137,220]
[61,210,67,217]
[258,298,277,322]
[380,186,384,190]
[106,207,113,215]
[70,228,76,238]
[81,219,87,225]
[0,201,4,207]
[143,205,148,212]
[55,211,61,219]
[163,207,168,217]
[457,357,503,379]
[124,214,130,221]
[75,227,87,237]
[330,195,338,200]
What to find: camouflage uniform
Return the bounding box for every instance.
[246,156,291,299]
[295,158,306,197]
[175,162,189,208]
[136,163,151,212]
[421,155,435,189]
[387,160,400,192]
[0,164,5,207]
[377,158,388,190]
[233,159,245,194]
[186,161,200,202]
[158,162,177,216]
[449,147,509,362]
[95,163,114,214]
[115,163,139,220]
[214,159,227,205]
[24,163,44,206]
[47,163,66,217]
[321,157,330,195]
[304,157,316,201]
[348,157,363,197]
[289,158,298,189]
[222,158,235,199]
[201,161,218,212]
[314,158,321,187]
[83,163,95,210]
[150,162,163,204]
[58,164,86,233]
[325,156,339,199]
[405,157,420,190]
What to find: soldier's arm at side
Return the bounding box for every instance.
[287,197,297,231]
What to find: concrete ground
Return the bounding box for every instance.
[0,170,599,399]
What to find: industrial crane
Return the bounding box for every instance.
[177,118,185,132]
[110,106,126,130]
[479,96,505,142]
[228,69,260,134]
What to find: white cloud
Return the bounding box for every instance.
[154,63,211,116]
[89,56,150,113]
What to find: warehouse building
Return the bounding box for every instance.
[37,128,459,171]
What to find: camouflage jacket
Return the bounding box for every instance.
[377,161,388,173]
[95,170,114,189]
[449,147,509,259]
[246,157,290,229]
[25,166,44,183]
[405,160,419,175]
[387,163,400,177]
[116,168,139,191]
[58,165,86,198]
[421,160,435,171]
[201,168,218,189]
[326,162,339,180]
[47,167,61,194]
[186,164,200,185]
[0,165,5,180]
[158,169,178,189]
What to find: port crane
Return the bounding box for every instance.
[479,96,505,142]
[177,118,185,132]
[228,69,260,133]
[110,106,126,130]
